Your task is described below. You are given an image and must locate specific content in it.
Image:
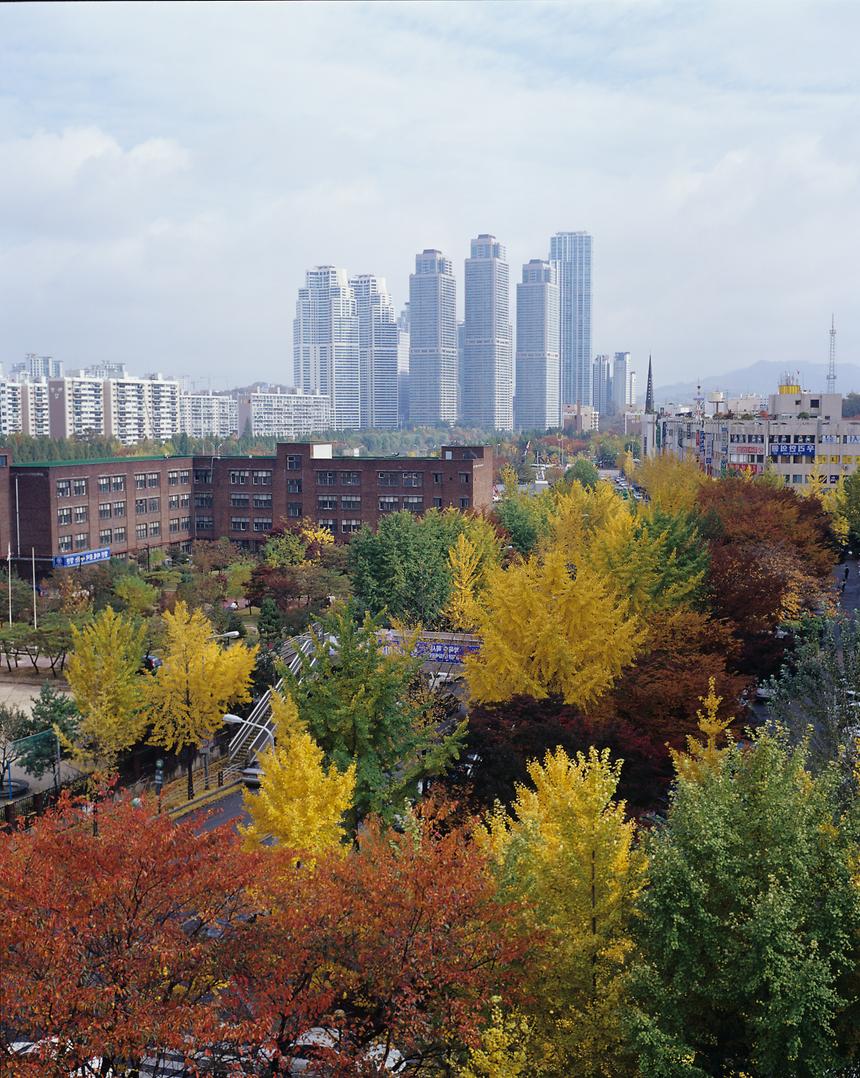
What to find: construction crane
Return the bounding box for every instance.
[827,314,837,394]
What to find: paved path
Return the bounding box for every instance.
[837,558,860,616]
[187,788,250,833]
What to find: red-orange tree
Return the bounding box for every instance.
[0,793,258,1078]
[227,804,530,1075]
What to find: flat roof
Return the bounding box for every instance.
[12,454,184,469]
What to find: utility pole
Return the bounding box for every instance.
[827,314,837,395]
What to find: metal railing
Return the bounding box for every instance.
[227,633,318,764]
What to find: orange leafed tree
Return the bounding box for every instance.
[0,792,258,1078]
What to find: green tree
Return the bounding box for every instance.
[767,616,860,795]
[14,684,79,780]
[494,490,554,555]
[843,470,860,548]
[262,530,307,568]
[113,573,159,616]
[284,605,465,830]
[256,597,283,645]
[565,457,600,489]
[631,728,860,1076]
[348,509,498,626]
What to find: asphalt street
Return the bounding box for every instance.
[187,787,250,833]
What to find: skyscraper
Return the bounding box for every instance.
[293,267,360,430]
[408,250,458,426]
[397,304,410,428]
[592,354,613,416]
[350,273,399,430]
[462,234,513,430]
[612,351,631,414]
[514,259,560,431]
[549,231,592,408]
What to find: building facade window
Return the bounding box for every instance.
[56,480,71,498]
[99,528,112,545]
[74,532,88,550]
[72,478,87,497]
[168,494,180,510]
[403,496,423,512]
[170,518,180,534]
[135,473,147,490]
[252,470,272,486]
[287,502,302,518]
[168,470,179,486]
[340,471,360,486]
[180,516,191,530]
[253,518,273,532]
[112,475,125,492]
[194,493,213,509]
[459,472,470,484]
[99,503,112,520]
[378,472,399,487]
[230,470,249,485]
[194,468,212,485]
[113,501,126,518]
[231,517,249,531]
[433,497,443,508]
[286,455,302,470]
[316,471,336,486]
[97,476,111,494]
[178,469,191,485]
[148,497,160,513]
[58,535,72,553]
[402,471,423,488]
[317,519,335,532]
[196,517,214,531]
[147,473,160,488]
[57,507,72,526]
[341,519,361,534]
[379,497,399,512]
[460,496,471,508]
[73,505,88,524]
[287,478,302,493]
[149,521,161,538]
[432,472,442,484]
[136,523,148,539]
[317,496,337,511]
[230,494,250,507]
[253,494,272,509]
[135,498,147,515]
[113,526,127,544]
[341,496,361,510]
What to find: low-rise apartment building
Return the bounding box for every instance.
[654,381,860,486]
[0,442,493,567]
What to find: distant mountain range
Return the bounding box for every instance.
[656,361,860,403]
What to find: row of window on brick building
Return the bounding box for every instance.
[57,493,191,528]
[56,470,191,499]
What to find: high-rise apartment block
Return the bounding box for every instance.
[180,394,239,439]
[236,388,331,439]
[397,304,410,427]
[613,351,633,413]
[462,235,513,430]
[408,250,458,426]
[514,259,560,431]
[350,274,399,430]
[592,354,613,416]
[10,353,63,382]
[549,231,592,408]
[294,266,360,431]
[0,381,51,437]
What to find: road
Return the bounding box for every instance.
[838,558,860,616]
[186,787,250,833]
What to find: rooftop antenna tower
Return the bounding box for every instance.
[827,314,837,394]
[694,381,705,420]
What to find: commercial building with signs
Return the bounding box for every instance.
[654,381,860,485]
[0,442,493,567]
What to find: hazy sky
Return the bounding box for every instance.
[1,1,858,390]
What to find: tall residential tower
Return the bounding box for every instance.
[350,273,399,430]
[462,234,513,430]
[549,231,592,408]
[293,266,360,430]
[408,250,458,425]
[514,259,560,431]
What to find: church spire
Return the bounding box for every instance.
[645,354,654,414]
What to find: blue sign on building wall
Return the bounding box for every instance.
[52,547,111,569]
[770,444,815,456]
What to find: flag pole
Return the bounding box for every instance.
[7,544,11,627]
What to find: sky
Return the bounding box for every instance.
[1,0,859,391]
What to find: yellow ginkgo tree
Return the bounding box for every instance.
[240,690,355,857]
[146,601,257,801]
[481,746,647,1076]
[445,532,484,631]
[66,606,147,771]
[464,546,643,708]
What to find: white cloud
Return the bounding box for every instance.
[0,1,858,387]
